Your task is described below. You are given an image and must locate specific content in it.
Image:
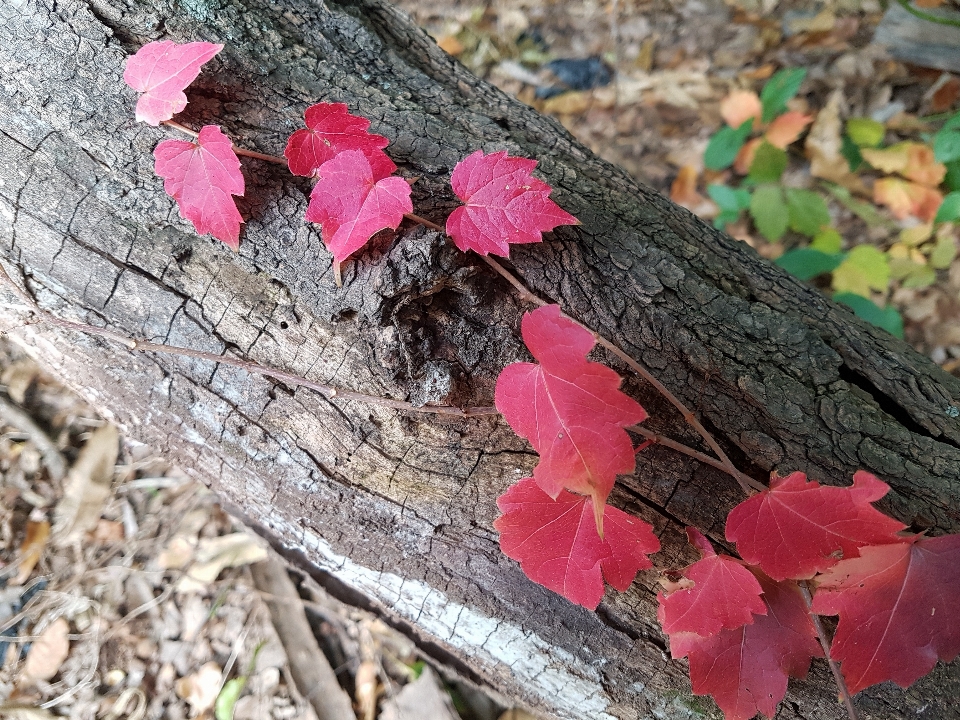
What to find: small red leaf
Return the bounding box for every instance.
[658,528,766,636]
[725,470,906,581]
[811,534,960,694]
[670,572,823,720]
[123,41,223,126]
[494,305,647,516]
[304,149,413,267]
[153,125,244,249]
[494,477,659,609]
[284,103,391,178]
[446,150,578,256]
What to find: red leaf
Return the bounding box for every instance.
[494,305,647,522]
[658,528,766,636]
[284,103,391,178]
[123,41,223,126]
[670,572,823,720]
[304,149,413,267]
[811,534,960,694]
[725,470,906,581]
[494,477,659,609]
[153,125,244,249]
[446,150,578,256]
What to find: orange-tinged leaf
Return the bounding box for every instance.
[720,90,763,129]
[670,165,715,216]
[733,137,762,175]
[874,178,943,222]
[13,510,50,585]
[764,111,812,149]
[862,142,945,187]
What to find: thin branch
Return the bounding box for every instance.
[628,425,732,476]
[161,120,287,165]
[799,582,860,720]
[404,212,444,232]
[0,264,497,419]
[480,256,763,494]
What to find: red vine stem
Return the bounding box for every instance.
[481,255,764,494]
[162,120,287,165]
[0,264,496,418]
[799,582,860,720]
[629,425,731,475]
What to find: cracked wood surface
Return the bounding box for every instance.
[1,0,959,718]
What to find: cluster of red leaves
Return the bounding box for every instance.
[657,471,960,720]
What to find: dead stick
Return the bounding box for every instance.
[799,582,860,720]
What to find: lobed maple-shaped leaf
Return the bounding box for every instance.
[725,470,906,581]
[124,41,223,126]
[494,304,647,527]
[811,533,960,694]
[670,571,822,720]
[658,528,766,637]
[446,150,578,256]
[284,103,392,178]
[154,125,244,249]
[305,149,412,282]
[494,477,659,609]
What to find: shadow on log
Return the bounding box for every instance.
[1,1,958,717]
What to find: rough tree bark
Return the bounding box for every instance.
[2,1,959,718]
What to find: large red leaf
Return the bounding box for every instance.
[446,150,578,256]
[153,125,244,250]
[494,477,659,609]
[658,528,766,637]
[284,103,391,178]
[123,41,223,126]
[726,470,906,581]
[494,304,647,523]
[670,572,823,720]
[811,534,960,694]
[304,149,412,276]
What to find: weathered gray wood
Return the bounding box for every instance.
[1,1,959,718]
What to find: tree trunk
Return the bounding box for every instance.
[2,1,959,718]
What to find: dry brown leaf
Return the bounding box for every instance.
[874,178,943,222]
[805,91,866,193]
[0,360,41,406]
[915,0,947,7]
[355,659,379,720]
[862,142,946,186]
[380,667,458,720]
[12,509,49,585]
[53,424,119,543]
[436,35,464,56]
[88,518,125,544]
[719,89,762,129]
[20,618,69,684]
[541,91,592,116]
[181,532,268,586]
[0,705,58,720]
[175,661,222,715]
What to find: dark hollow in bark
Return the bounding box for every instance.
[2,1,959,718]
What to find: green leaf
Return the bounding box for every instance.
[935,191,960,223]
[831,245,890,297]
[760,68,807,123]
[934,130,960,164]
[216,678,247,720]
[945,160,960,192]
[707,184,743,212]
[930,232,958,269]
[833,292,904,338]
[810,227,843,254]
[823,183,891,228]
[775,248,845,280]
[943,110,960,132]
[749,185,788,241]
[845,118,885,148]
[705,120,754,171]
[748,142,788,183]
[714,210,740,229]
[840,134,863,171]
[786,189,831,237]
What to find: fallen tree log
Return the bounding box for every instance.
[1,1,959,717]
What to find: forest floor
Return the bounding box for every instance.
[2,0,960,719]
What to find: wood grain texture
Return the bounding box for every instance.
[1,1,958,717]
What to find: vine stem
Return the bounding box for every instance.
[799,582,860,720]
[895,0,960,28]
[481,254,764,494]
[161,120,287,165]
[0,264,496,418]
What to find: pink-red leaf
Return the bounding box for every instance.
[123,41,223,126]
[446,150,578,256]
[670,572,822,720]
[284,103,391,178]
[658,528,766,636]
[304,149,412,266]
[811,534,960,694]
[494,304,647,518]
[725,470,906,581]
[494,477,659,609]
[153,125,244,249]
